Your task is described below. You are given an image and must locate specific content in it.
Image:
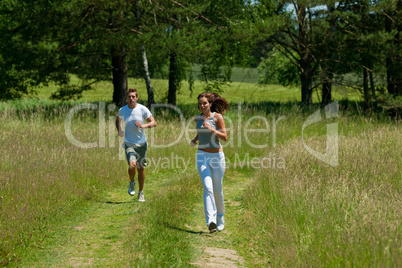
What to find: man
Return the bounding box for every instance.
[116,88,157,202]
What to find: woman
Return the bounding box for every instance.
[191,92,229,233]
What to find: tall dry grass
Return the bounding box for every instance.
[240,126,401,267]
[0,105,126,264]
[1,99,399,266]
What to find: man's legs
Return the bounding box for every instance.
[125,143,147,200]
[137,166,145,192]
[128,162,145,188]
[127,160,137,196]
[128,160,137,182]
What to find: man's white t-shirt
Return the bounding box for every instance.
[118,104,152,145]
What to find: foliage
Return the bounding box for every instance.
[373,92,402,117]
[50,83,93,101]
[0,1,56,100]
[0,67,35,100]
[250,0,401,106]
[257,48,299,86]
[0,0,400,106]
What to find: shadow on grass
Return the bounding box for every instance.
[106,201,132,204]
[164,222,205,235]
[96,200,133,205]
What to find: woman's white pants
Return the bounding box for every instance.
[196,150,225,226]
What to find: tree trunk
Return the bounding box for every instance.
[300,57,313,105]
[369,70,375,99]
[301,76,312,105]
[298,4,313,106]
[168,51,178,106]
[322,82,332,107]
[135,1,155,105]
[112,47,128,107]
[385,4,402,96]
[141,45,155,105]
[363,67,370,109]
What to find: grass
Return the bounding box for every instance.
[28,71,362,105]
[237,125,401,267]
[0,77,400,267]
[0,114,123,264]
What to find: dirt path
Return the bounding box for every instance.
[194,247,244,267]
[188,171,248,268]
[24,171,249,267]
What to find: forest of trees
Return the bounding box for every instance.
[0,0,401,108]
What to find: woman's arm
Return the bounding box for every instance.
[190,115,199,147]
[203,113,227,141]
[190,135,199,147]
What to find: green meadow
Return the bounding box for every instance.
[0,76,400,267]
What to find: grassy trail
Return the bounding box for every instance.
[185,169,249,267]
[20,188,140,267]
[50,190,134,267]
[4,111,400,267]
[19,168,252,267]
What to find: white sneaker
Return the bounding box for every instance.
[138,191,145,202]
[217,216,224,231]
[128,182,135,196]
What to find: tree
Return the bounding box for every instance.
[1,0,157,105]
[145,0,252,105]
[327,0,401,110]
[383,0,402,96]
[254,1,342,105]
[1,0,254,105]
[0,1,62,100]
[134,1,155,105]
[257,48,299,86]
[253,1,336,105]
[254,0,400,107]
[52,0,141,106]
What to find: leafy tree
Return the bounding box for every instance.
[252,1,340,106]
[0,1,60,100]
[254,0,400,108]
[1,0,256,105]
[326,0,400,111]
[144,0,255,105]
[257,48,299,86]
[382,0,401,96]
[0,0,157,105]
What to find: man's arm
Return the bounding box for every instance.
[135,116,157,128]
[115,116,124,137]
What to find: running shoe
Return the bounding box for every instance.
[128,181,135,196]
[138,191,145,202]
[217,216,225,231]
[208,222,217,233]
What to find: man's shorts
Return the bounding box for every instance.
[124,142,148,167]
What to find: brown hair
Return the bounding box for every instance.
[127,87,138,97]
[197,92,229,115]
